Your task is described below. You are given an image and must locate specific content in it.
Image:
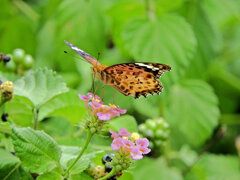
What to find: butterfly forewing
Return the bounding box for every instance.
[103,63,171,98]
[64,40,100,66]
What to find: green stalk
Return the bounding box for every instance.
[64,130,93,177]
[145,0,156,20]
[99,167,116,180]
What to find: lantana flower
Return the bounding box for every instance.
[109,128,151,160]
[79,93,126,121]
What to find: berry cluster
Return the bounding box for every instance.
[4,49,34,75]
[138,118,170,156]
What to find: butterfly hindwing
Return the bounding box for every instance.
[103,63,171,98]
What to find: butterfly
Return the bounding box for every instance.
[64,40,171,98]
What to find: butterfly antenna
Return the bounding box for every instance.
[64,51,88,64]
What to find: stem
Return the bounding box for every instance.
[99,167,116,180]
[33,107,39,130]
[64,130,93,177]
[145,0,156,20]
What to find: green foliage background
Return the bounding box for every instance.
[0,0,240,179]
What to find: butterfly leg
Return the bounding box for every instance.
[113,89,116,105]
[94,81,100,96]
[90,73,95,93]
[101,84,105,101]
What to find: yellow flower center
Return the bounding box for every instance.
[131,132,140,141]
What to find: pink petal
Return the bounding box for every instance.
[119,128,131,137]
[89,101,102,110]
[136,138,149,147]
[115,108,127,114]
[109,130,119,139]
[138,146,151,154]
[130,147,143,160]
[78,94,90,102]
[123,139,135,149]
[97,112,111,121]
[111,137,124,150]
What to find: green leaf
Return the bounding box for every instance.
[185,3,221,79]
[14,68,69,107]
[133,97,160,118]
[165,79,219,148]
[66,158,90,175]
[109,115,138,132]
[38,91,87,124]
[134,157,183,180]
[11,127,62,174]
[185,154,240,180]
[122,14,196,82]
[70,172,93,180]
[60,145,102,172]
[60,146,82,169]
[0,149,20,179]
[156,0,184,14]
[107,1,145,53]
[5,96,33,127]
[40,117,71,137]
[37,168,63,180]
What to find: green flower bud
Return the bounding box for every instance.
[13,49,25,63]
[146,119,156,129]
[115,165,122,172]
[145,129,154,137]
[138,124,147,132]
[155,140,162,147]
[90,127,96,134]
[155,130,164,139]
[5,58,16,71]
[23,54,34,69]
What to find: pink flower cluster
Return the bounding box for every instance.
[110,128,151,160]
[79,93,127,121]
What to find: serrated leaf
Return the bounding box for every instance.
[67,158,90,175]
[11,127,61,174]
[122,14,196,82]
[14,68,69,107]
[37,167,63,180]
[0,149,20,179]
[134,157,183,180]
[5,96,33,127]
[60,145,102,171]
[185,154,240,180]
[38,91,87,123]
[165,79,219,148]
[109,115,138,132]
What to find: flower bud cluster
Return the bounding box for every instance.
[5,49,34,75]
[138,118,170,156]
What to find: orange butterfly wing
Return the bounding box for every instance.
[104,63,171,98]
